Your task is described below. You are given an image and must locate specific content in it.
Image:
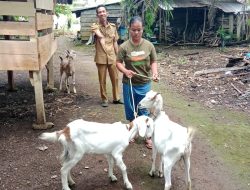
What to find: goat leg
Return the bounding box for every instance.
[183,148,192,190]
[106,154,117,182]
[72,73,76,94]
[59,74,63,91]
[163,158,173,190]
[65,77,70,94]
[114,154,133,190]
[149,145,157,177]
[158,155,164,178]
[61,153,83,190]
[68,172,76,187]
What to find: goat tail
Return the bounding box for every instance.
[39,131,62,143]
[39,130,71,163]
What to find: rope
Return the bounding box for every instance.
[129,78,137,118]
[129,73,160,119]
[134,73,153,80]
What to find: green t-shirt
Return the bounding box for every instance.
[117,39,157,85]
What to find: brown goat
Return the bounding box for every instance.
[59,50,76,94]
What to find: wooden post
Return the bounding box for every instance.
[32,70,54,129]
[183,8,189,43]
[159,9,162,42]
[236,14,242,40]
[46,56,55,89]
[7,71,15,91]
[229,15,234,34]
[33,70,46,124]
[3,16,15,91]
[201,8,207,43]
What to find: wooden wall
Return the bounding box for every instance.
[0,0,57,71]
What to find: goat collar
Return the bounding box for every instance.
[149,113,158,120]
[149,109,161,121]
[126,122,134,131]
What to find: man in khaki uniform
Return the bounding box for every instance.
[92,4,123,107]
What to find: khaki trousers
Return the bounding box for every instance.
[96,63,120,102]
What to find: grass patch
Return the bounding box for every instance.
[152,83,250,186]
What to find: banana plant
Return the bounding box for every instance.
[121,0,172,37]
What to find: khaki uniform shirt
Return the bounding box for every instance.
[117,39,157,85]
[92,22,119,65]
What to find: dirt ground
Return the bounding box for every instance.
[0,36,249,190]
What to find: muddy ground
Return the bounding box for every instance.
[0,36,249,190]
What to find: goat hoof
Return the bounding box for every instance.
[158,171,163,178]
[110,175,117,182]
[148,171,155,177]
[62,187,71,190]
[68,181,76,186]
[125,182,133,190]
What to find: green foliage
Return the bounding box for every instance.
[247,19,250,26]
[216,26,233,40]
[121,0,172,37]
[144,11,155,37]
[55,4,72,17]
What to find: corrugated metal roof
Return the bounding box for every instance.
[72,0,121,12]
[171,0,209,8]
[160,0,246,14]
[159,0,208,10]
[215,2,245,14]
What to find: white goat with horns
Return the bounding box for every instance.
[138,90,195,190]
[39,115,154,190]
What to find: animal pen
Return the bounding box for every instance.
[0,0,57,129]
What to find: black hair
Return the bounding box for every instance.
[129,16,143,27]
[96,4,107,14]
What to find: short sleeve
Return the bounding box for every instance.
[117,45,126,62]
[114,28,119,41]
[91,23,99,33]
[150,44,157,62]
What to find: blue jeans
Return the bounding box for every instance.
[123,82,151,121]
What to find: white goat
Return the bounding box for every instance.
[138,90,195,190]
[59,50,76,94]
[39,115,154,190]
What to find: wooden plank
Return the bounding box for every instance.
[7,71,15,91]
[79,31,92,36]
[194,66,250,76]
[79,22,93,27]
[38,33,57,69]
[46,57,54,88]
[35,0,54,11]
[0,40,37,54]
[0,20,35,36]
[36,13,53,30]
[0,54,39,71]
[33,70,46,124]
[80,17,97,23]
[0,2,35,16]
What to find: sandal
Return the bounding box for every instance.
[145,139,153,149]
